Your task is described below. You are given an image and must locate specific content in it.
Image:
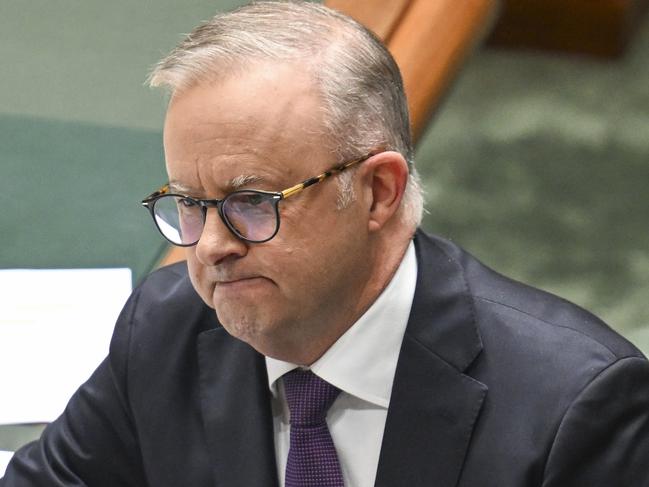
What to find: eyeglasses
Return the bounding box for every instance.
[141,153,374,246]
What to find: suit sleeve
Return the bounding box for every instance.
[0,287,148,487]
[542,356,649,487]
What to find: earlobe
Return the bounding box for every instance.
[364,151,409,233]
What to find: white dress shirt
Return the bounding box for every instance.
[266,241,417,487]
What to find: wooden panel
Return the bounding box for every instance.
[389,0,498,141]
[489,0,649,57]
[325,0,411,41]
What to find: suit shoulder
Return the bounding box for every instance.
[122,261,216,341]
[471,263,641,361]
[134,262,202,310]
[417,231,644,361]
[136,261,192,298]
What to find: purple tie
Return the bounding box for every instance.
[283,369,345,487]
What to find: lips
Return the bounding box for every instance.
[213,276,272,292]
[206,268,274,295]
[216,276,260,285]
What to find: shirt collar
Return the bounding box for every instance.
[266,240,417,408]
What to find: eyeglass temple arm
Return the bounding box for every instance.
[142,184,170,205]
[143,152,376,203]
[280,154,372,199]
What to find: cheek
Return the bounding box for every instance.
[269,242,323,297]
[253,241,305,292]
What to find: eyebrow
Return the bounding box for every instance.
[228,174,264,190]
[167,174,265,196]
[167,181,194,195]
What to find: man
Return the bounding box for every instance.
[3,2,649,486]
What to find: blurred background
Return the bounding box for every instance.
[1,0,648,451]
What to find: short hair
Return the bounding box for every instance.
[149,1,424,228]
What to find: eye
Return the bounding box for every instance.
[246,193,266,206]
[179,197,199,208]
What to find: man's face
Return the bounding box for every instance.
[163,64,375,363]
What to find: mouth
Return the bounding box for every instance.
[213,276,270,291]
[216,275,262,284]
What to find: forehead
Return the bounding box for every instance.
[163,63,330,193]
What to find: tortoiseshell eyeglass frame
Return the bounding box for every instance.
[141,152,377,246]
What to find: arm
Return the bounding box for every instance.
[1,288,147,487]
[542,356,649,487]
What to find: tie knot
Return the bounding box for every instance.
[283,369,341,426]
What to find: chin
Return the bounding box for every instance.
[216,307,291,352]
[218,316,273,353]
[220,319,257,343]
[215,304,264,337]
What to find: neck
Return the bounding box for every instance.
[279,231,413,365]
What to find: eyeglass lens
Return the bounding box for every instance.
[152,192,279,245]
[222,192,279,242]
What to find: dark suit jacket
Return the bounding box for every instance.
[3,231,649,486]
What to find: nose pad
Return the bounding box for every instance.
[194,207,247,265]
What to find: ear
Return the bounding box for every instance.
[361,151,409,233]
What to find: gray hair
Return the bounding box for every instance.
[148,1,424,228]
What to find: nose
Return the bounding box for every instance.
[194,208,248,265]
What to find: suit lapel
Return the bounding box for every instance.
[375,232,488,487]
[375,335,486,487]
[197,327,279,487]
